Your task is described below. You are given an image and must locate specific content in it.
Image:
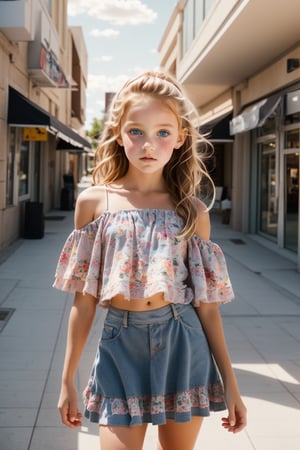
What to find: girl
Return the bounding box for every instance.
[54,71,247,450]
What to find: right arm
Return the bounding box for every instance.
[58,292,97,428]
[58,186,103,428]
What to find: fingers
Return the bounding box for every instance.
[58,401,83,429]
[69,410,83,428]
[228,408,236,428]
[59,407,83,429]
[221,417,247,433]
[221,407,247,434]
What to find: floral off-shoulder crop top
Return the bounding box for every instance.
[53,209,234,307]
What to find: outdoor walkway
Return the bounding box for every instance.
[0,210,299,450]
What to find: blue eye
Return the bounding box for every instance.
[158,130,170,137]
[129,129,142,135]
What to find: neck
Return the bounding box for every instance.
[118,171,166,194]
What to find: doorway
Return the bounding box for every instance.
[258,139,277,238]
[32,141,41,202]
[284,152,299,251]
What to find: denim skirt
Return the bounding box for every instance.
[83,303,226,426]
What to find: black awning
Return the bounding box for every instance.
[7,86,91,150]
[199,112,233,142]
[56,138,88,153]
[230,94,281,135]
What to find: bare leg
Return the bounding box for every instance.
[157,417,204,450]
[99,423,148,450]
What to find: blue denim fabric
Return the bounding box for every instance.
[84,303,226,426]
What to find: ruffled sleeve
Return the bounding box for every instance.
[187,236,234,305]
[53,219,103,299]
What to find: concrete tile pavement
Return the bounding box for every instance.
[0,211,299,450]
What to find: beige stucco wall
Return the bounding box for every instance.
[0,0,88,250]
[236,45,300,109]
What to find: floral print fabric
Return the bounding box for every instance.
[83,379,225,425]
[53,209,234,305]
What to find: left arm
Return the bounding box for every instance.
[194,303,247,433]
[193,198,247,433]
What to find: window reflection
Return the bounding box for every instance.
[284,153,299,252]
[18,141,29,197]
[259,140,277,237]
[183,0,215,54]
[285,129,299,149]
[6,127,16,206]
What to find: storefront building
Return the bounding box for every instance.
[0,0,90,249]
[158,0,300,270]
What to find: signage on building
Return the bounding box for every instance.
[39,46,69,88]
[23,127,48,141]
[28,45,69,88]
[28,7,69,88]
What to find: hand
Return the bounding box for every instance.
[57,383,83,429]
[222,389,247,434]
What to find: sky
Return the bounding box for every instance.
[67,0,177,130]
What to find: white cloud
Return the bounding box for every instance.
[86,69,147,97]
[89,28,120,38]
[68,0,157,25]
[95,56,113,62]
[129,65,154,75]
[96,99,105,107]
[86,107,97,114]
[85,68,154,125]
[87,73,128,93]
[87,66,155,93]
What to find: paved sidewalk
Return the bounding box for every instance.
[0,211,299,450]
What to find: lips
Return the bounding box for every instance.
[140,157,156,161]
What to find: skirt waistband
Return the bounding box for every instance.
[107,303,193,327]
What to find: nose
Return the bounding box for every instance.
[142,141,154,151]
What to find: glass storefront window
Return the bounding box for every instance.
[258,140,277,238]
[195,0,204,34]
[285,129,300,149]
[6,127,16,206]
[284,153,299,252]
[18,141,30,197]
[44,0,51,14]
[285,112,300,125]
[257,116,276,137]
[204,0,213,16]
[283,94,299,253]
[183,0,215,55]
[183,0,194,54]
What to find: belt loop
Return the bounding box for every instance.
[170,303,179,320]
[123,310,128,328]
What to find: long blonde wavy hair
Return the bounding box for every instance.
[93,71,214,238]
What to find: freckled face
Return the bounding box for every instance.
[117,96,186,175]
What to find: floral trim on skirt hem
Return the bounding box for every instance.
[83,381,226,426]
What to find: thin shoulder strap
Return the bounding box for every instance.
[104,184,109,210]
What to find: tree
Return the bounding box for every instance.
[86,117,104,149]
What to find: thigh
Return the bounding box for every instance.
[99,423,148,450]
[157,417,204,450]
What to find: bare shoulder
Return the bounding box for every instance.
[193,197,211,240]
[74,185,106,229]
